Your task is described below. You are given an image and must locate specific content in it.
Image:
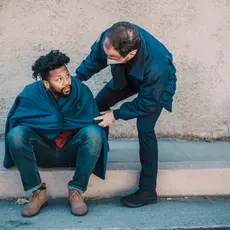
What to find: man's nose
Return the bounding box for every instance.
[63,76,69,86]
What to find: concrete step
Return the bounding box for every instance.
[0,139,230,198]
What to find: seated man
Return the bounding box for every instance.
[3,50,108,217]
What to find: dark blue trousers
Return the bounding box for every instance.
[95,79,162,190]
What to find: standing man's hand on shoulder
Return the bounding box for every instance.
[94,110,116,127]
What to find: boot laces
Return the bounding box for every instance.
[29,183,46,201]
[70,190,83,202]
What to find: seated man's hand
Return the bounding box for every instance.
[94,110,116,127]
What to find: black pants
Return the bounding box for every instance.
[95,79,162,190]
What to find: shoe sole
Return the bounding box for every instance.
[68,201,88,216]
[71,209,88,216]
[21,202,48,217]
[120,199,157,208]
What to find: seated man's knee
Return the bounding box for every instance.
[7,126,30,148]
[81,125,103,152]
[83,125,103,142]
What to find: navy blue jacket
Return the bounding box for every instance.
[76,25,177,120]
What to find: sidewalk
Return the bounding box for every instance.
[0,139,230,198]
[0,197,230,230]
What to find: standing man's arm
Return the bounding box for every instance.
[113,71,168,120]
[113,57,175,120]
[94,59,172,126]
[94,71,168,127]
[114,62,176,120]
[76,32,108,82]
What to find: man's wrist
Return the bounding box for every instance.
[75,72,85,82]
[113,109,120,120]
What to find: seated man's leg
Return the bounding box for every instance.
[7,126,50,217]
[65,124,104,216]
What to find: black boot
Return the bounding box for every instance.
[120,189,157,208]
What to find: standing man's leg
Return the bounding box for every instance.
[95,79,138,138]
[120,104,163,207]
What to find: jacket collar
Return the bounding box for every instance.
[128,33,146,81]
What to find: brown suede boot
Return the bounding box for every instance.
[22,183,48,217]
[69,189,88,216]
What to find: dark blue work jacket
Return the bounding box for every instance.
[76,25,177,120]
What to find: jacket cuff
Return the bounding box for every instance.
[113,109,121,120]
[75,72,85,82]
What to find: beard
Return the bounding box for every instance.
[49,84,72,98]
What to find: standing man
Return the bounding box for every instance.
[75,21,176,207]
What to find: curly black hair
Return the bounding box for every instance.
[32,50,70,80]
[105,21,141,57]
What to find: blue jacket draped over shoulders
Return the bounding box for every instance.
[3,77,108,179]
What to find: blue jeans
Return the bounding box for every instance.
[7,125,103,194]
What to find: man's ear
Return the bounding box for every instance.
[43,80,50,90]
[129,49,138,58]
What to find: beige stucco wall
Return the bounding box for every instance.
[0,0,230,139]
